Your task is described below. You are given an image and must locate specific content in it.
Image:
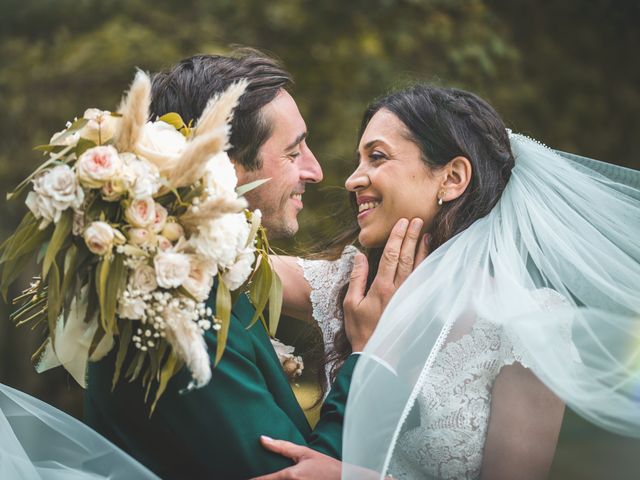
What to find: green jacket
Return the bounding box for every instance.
[85,293,356,479]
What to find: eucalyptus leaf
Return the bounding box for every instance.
[235,178,270,197]
[268,270,283,337]
[247,255,272,329]
[111,321,132,391]
[215,279,231,366]
[150,352,179,416]
[43,209,73,279]
[104,254,126,334]
[96,255,111,332]
[47,260,61,347]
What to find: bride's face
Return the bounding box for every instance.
[346,109,443,248]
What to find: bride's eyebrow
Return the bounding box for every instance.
[361,138,391,151]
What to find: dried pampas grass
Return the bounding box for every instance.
[114,70,151,152]
[194,79,248,139]
[179,196,248,234]
[167,128,227,189]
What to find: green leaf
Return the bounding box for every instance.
[214,279,231,366]
[47,260,61,346]
[111,321,132,391]
[1,213,40,263]
[268,270,283,337]
[159,113,188,131]
[1,253,34,301]
[247,255,272,329]
[96,255,111,331]
[126,350,146,381]
[235,178,270,197]
[43,209,73,279]
[88,324,107,358]
[33,144,67,154]
[150,352,179,416]
[75,138,97,157]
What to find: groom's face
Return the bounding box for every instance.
[236,90,322,239]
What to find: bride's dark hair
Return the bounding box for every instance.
[319,84,516,391]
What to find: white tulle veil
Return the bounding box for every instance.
[0,383,158,479]
[342,133,640,478]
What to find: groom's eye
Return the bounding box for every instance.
[288,151,301,161]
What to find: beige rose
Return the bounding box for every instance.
[154,251,190,289]
[79,109,120,144]
[26,165,84,228]
[161,220,184,242]
[127,228,156,247]
[124,197,156,228]
[83,221,115,256]
[76,145,122,189]
[183,255,216,302]
[130,264,158,293]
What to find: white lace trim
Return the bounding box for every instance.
[297,246,358,381]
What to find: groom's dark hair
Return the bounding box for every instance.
[150,49,292,170]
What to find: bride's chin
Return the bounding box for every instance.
[358,229,385,249]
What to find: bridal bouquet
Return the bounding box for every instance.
[0,72,282,411]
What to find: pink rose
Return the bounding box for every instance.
[124,197,156,228]
[76,145,122,189]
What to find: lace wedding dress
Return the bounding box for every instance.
[300,248,568,479]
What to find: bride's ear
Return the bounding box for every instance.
[440,156,472,201]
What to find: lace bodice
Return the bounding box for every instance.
[300,249,570,479]
[388,289,570,480]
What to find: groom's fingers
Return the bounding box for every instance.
[258,436,305,462]
[344,253,369,309]
[250,467,295,480]
[394,218,423,286]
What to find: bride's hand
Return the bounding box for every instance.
[250,436,341,480]
[344,217,429,352]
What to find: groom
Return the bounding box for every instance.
[85,52,357,478]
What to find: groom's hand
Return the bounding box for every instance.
[250,436,341,480]
[344,218,429,352]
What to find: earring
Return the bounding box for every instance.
[438,191,445,206]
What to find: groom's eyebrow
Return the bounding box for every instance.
[285,132,307,151]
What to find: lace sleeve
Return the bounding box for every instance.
[502,288,573,369]
[297,246,358,354]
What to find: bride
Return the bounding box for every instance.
[256,84,640,479]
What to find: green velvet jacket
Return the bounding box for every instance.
[84,293,356,479]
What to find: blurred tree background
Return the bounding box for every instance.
[1,0,638,478]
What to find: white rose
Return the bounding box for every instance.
[151,203,168,233]
[183,255,216,302]
[130,264,157,293]
[123,154,161,199]
[25,166,84,229]
[190,213,251,268]
[127,228,156,247]
[154,251,190,289]
[221,248,255,290]
[204,151,238,200]
[124,197,156,228]
[83,221,115,256]
[76,145,123,188]
[135,121,186,174]
[117,296,146,320]
[79,108,120,144]
[161,220,184,242]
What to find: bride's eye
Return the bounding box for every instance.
[369,151,387,162]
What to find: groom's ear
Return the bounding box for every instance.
[441,156,472,201]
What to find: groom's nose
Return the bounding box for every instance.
[299,143,323,184]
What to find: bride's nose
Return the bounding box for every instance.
[345,164,370,192]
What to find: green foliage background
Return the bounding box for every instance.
[1,1,638,477]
